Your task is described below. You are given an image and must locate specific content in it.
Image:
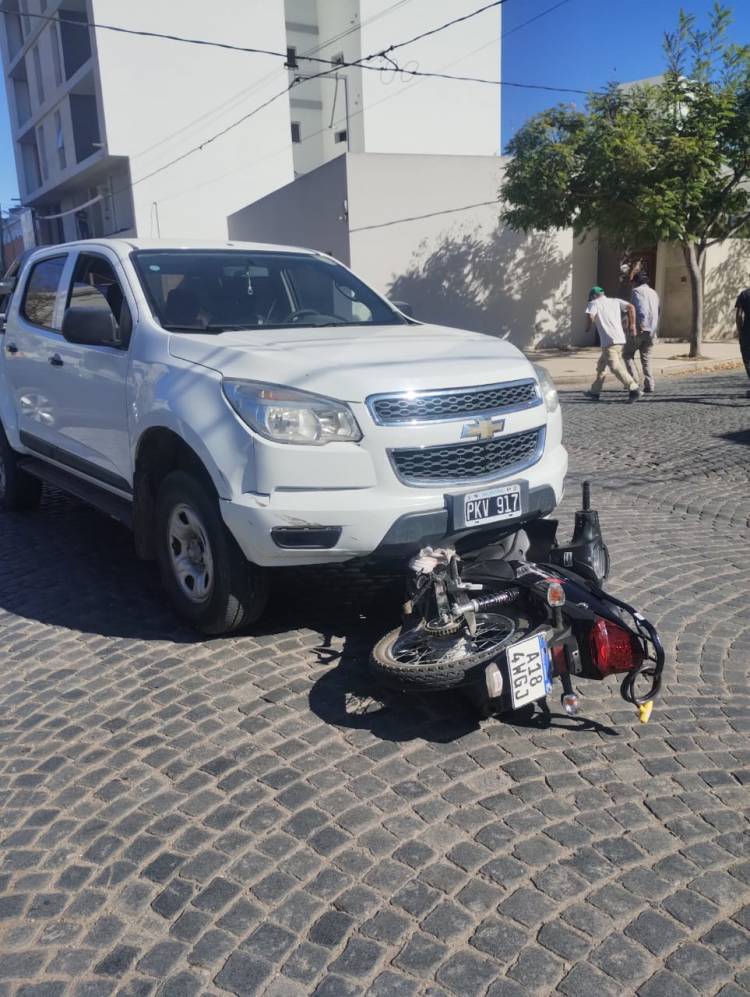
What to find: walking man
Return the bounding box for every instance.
[735,284,750,380]
[624,270,660,393]
[586,286,640,402]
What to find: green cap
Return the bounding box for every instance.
[590,286,604,296]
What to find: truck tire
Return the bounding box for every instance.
[370,613,530,691]
[0,425,42,512]
[155,470,268,635]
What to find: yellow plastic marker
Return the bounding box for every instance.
[638,701,653,724]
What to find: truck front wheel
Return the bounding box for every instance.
[155,470,268,635]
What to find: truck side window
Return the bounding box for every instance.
[68,253,132,346]
[21,256,67,330]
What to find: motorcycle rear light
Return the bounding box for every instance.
[590,618,644,676]
[551,643,567,673]
[546,581,566,607]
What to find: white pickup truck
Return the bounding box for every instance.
[0,239,567,634]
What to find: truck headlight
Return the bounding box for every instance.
[533,364,559,413]
[222,380,362,445]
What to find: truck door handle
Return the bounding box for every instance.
[5,342,18,354]
[49,353,64,367]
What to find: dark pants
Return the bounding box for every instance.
[741,327,750,379]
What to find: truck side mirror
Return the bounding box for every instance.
[62,305,120,347]
[0,278,16,296]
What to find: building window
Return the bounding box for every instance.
[335,129,347,144]
[54,109,66,170]
[50,23,63,86]
[291,121,301,143]
[286,45,297,69]
[18,0,30,36]
[37,123,49,182]
[32,44,44,105]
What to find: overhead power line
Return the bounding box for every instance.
[350,199,500,233]
[377,0,507,57]
[501,0,575,39]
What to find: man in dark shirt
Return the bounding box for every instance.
[736,288,750,380]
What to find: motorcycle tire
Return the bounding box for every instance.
[370,613,532,691]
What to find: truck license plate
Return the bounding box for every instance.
[507,634,551,709]
[464,484,522,526]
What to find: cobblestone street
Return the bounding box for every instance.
[1,371,749,997]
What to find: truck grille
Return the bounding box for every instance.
[391,428,544,485]
[369,379,539,424]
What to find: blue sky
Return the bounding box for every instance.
[502,0,750,148]
[2,1,750,206]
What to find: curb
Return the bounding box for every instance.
[545,358,744,388]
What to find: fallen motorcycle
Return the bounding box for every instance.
[370,483,664,723]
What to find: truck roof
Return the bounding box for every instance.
[28,238,323,256]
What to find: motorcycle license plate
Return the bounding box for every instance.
[464,484,522,526]
[507,634,551,709]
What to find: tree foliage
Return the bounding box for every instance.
[501,3,750,355]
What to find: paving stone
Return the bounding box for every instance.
[435,951,499,996]
[213,952,272,995]
[625,910,686,955]
[666,942,733,990]
[637,970,699,997]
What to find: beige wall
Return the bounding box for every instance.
[655,239,749,340]
[704,239,749,340]
[347,153,596,349]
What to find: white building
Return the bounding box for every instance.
[285,0,501,175]
[1,0,500,244]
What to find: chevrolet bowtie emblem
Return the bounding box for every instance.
[461,416,506,441]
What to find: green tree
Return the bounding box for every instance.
[502,3,750,357]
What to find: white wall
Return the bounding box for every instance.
[347,153,590,349]
[227,153,350,264]
[357,0,500,157]
[91,0,296,239]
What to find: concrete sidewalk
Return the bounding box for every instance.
[527,340,744,388]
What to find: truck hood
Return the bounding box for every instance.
[168,323,536,400]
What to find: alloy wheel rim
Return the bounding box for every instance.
[167,503,215,605]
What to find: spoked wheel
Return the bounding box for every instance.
[370,612,521,690]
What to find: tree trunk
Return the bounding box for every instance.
[682,242,705,358]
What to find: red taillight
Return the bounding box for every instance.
[590,618,644,675]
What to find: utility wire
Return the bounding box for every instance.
[501,0,574,39]
[375,0,507,56]
[350,199,500,232]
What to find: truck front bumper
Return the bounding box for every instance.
[219,441,568,567]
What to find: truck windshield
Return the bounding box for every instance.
[132,250,407,332]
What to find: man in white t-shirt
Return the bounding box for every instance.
[585,287,641,402]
